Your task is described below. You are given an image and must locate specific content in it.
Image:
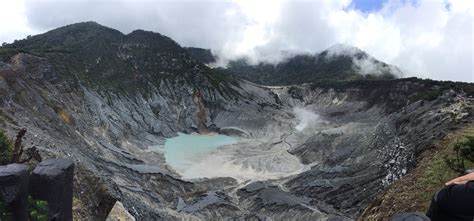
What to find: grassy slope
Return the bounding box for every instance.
[358,124,474,220]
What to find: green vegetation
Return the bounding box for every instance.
[184,47,215,64]
[445,136,474,173]
[408,89,441,102]
[0,48,21,62]
[458,137,474,161]
[0,130,16,220]
[307,77,474,113]
[310,77,474,95]
[0,22,239,98]
[0,130,13,165]
[359,126,474,220]
[225,51,397,86]
[415,127,474,205]
[29,197,48,221]
[0,201,11,220]
[0,197,49,221]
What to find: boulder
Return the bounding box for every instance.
[106,201,136,221]
[0,164,29,221]
[30,158,74,221]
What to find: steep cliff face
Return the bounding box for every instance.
[0,22,473,220]
[0,54,267,219]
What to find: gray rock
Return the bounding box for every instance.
[106,201,136,221]
[0,164,29,221]
[30,158,74,221]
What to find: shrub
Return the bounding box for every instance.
[0,197,48,221]
[0,200,11,220]
[0,130,13,165]
[445,136,474,173]
[458,136,474,161]
[29,196,48,221]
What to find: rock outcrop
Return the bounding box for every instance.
[30,159,75,221]
[0,159,75,221]
[106,201,136,221]
[0,164,29,221]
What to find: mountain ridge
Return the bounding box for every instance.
[0,21,240,98]
[185,44,401,86]
[0,22,472,220]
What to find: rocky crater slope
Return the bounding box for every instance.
[0,22,473,220]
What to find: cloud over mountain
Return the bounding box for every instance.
[0,0,472,82]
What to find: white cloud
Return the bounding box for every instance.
[0,0,472,82]
[0,0,35,44]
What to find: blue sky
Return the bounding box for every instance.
[351,0,386,12]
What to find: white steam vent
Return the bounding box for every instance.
[294,107,324,131]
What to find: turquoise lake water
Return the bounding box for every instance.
[164,132,238,172]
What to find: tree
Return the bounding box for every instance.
[445,136,474,173]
